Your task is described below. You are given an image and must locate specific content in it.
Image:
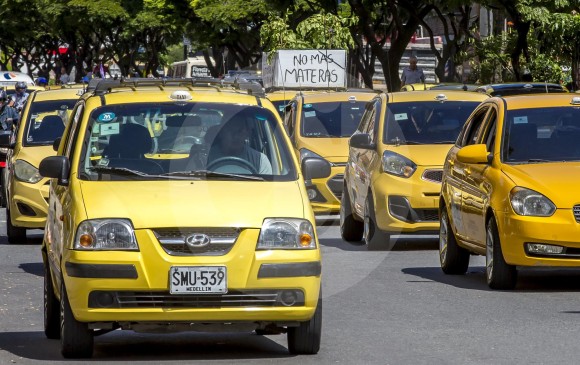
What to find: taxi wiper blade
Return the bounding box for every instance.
[396,141,425,145]
[432,141,456,144]
[162,170,265,181]
[526,159,552,163]
[89,166,150,177]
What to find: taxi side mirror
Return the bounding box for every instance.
[53,137,62,152]
[456,144,492,164]
[349,133,375,150]
[302,157,331,180]
[39,156,70,186]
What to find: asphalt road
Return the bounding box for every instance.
[2,212,580,364]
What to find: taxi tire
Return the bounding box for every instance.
[60,282,93,358]
[340,187,363,242]
[439,208,470,274]
[6,206,26,244]
[287,297,321,354]
[44,265,60,339]
[486,218,517,290]
[364,196,392,251]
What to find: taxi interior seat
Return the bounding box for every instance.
[33,115,64,142]
[507,123,537,161]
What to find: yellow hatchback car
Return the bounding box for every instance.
[284,91,377,216]
[341,91,488,250]
[39,78,328,358]
[0,87,81,243]
[439,94,580,289]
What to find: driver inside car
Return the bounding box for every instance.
[203,116,273,175]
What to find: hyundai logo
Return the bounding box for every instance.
[185,234,211,248]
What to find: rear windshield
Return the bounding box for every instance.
[23,99,77,146]
[79,102,297,181]
[383,101,480,145]
[300,101,367,138]
[502,107,580,163]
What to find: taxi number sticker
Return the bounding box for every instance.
[395,113,408,121]
[170,266,227,294]
[513,116,528,124]
[304,111,316,117]
[100,123,120,136]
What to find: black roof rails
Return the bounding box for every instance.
[87,77,265,97]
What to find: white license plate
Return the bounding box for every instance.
[169,266,227,294]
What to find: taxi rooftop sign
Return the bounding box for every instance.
[262,50,347,90]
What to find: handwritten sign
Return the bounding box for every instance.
[263,50,347,90]
[190,66,211,77]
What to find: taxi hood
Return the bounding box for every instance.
[79,180,306,229]
[502,162,580,208]
[386,144,454,166]
[299,137,350,161]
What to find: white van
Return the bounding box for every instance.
[0,71,35,87]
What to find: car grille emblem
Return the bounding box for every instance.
[185,234,211,248]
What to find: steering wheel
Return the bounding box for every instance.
[206,156,258,174]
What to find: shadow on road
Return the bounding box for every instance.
[0,231,44,246]
[319,235,438,252]
[0,331,294,361]
[19,262,44,277]
[403,266,580,292]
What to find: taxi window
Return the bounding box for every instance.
[300,101,367,138]
[502,107,580,163]
[78,102,297,181]
[383,101,481,145]
[23,99,77,147]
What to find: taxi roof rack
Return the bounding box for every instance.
[88,77,265,97]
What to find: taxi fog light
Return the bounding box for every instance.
[307,188,317,200]
[74,219,138,250]
[526,243,564,255]
[257,218,316,250]
[510,187,556,216]
[14,160,42,183]
[381,151,416,178]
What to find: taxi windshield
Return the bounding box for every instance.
[79,102,297,181]
[383,101,480,144]
[23,99,76,146]
[300,101,367,138]
[502,107,580,163]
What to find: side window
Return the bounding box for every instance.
[481,107,497,151]
[64,103,84,159]
[367,100,381,143]
[460,106,489,147]
[284,103,296,138]
[357,102,373,134]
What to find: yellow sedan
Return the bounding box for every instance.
[440,94,580,289]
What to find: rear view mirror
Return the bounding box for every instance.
[349,133,375,150]
[39,156,70,186]
[302,157,331,180]
[457,144,492,164]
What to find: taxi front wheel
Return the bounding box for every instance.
[340,186,363,242]
[6,206,26,244]
[486,218,517,290]
[439,208,470,274]
[60,282,94,358]
[44,264,59,339]
[364,196,392,251]
[287,297,321,354]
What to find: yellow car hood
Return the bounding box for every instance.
[16,145,55,168]
[388,144,454,166]
[300,137,349,161]
[79,180,305,229]
[502,162,580,208]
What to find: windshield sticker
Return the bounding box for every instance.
[278,105,285,111]
[395,113,408,121]
[304,104,312,108]
[100,122,120,136]
[513,116,528,124]
[304,111,316,118]
[97,112,116,123]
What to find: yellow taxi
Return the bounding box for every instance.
[284,91,377,217]
[341,91,488,250]
[0,87,82,243]
[439,94,580,289]
[266,89,298,118]
[39,78,328,358]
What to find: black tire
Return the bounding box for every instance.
[44,264,60,339]
[340,186,363,242]
[0,171,6,208]
[6,206,26,244]
[364,196,392,251]
[439,208,470,274]
[60,282,93,358]
[287,297,321,355]
[486,218,517,290]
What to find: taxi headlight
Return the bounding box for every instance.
[74,219,139,250]
[510,187,556,217]
[381,151,416,178]
[14,160,42,183]
[257,218,316,250]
